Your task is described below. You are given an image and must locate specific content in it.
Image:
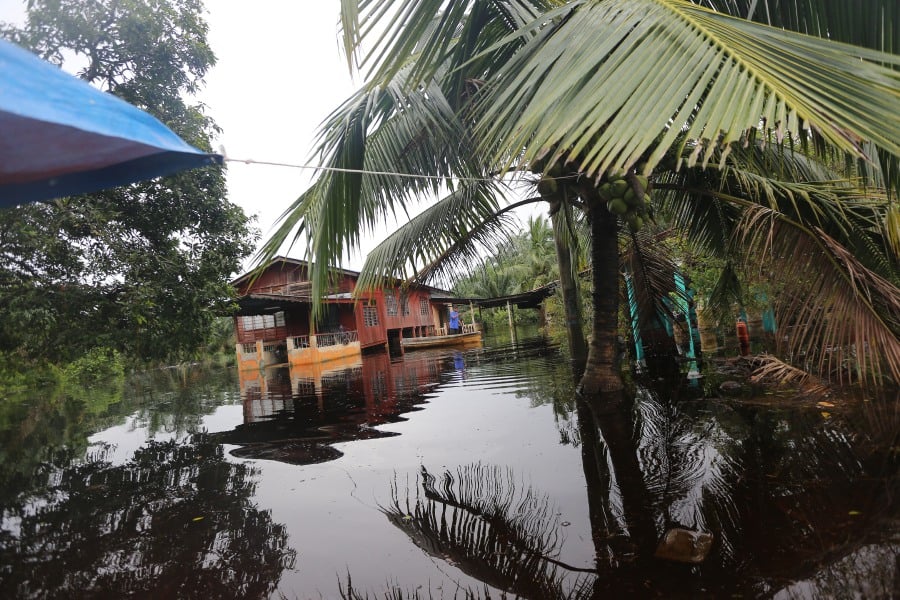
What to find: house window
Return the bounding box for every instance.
[363,306,379,327]
[419,299,429,316]
[400,295,410,316]
[241,311,285,331]
[385,292,398,316]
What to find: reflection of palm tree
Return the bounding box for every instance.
[617,384,900,592]
[381,464,596,599]
[577,396,659,561]
[366,339,898,596]
[558,360,899,594]
[0,436,296,598]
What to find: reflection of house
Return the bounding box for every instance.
[231,257,454,370]
[219,348,451,465]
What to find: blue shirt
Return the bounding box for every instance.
[449,310,460,329]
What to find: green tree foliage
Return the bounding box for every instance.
[453,215,580,326]
[0,0,256,364]
[453,217,558,297]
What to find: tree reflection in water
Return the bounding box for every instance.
[382,463,596,599]
[376,369,897,598]
[0,436,295,598]
[577,382,900,598]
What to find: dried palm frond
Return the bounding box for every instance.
[735,206,900,387]
[749,354,832,399]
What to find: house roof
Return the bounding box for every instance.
[230,256,360,287]
[231,256,455,297]
[451,280,559,309]
[230,257,557,313]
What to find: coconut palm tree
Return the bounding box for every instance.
[261,0,899,394]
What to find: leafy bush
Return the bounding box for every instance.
[62,348,125,385]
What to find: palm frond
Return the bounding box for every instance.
[707,0,899,54]
[654,141,900,384]
[356,181,519,291]
[477,0,900,177]
[749,354,831,399]
[736,206,900,386]
[655,168,744,258]
[381,464,596,598]
[704,262,745,327]
[622,227,687,342]
[259,62,486,302]
[886,203,900,267]
[341,0,555,86]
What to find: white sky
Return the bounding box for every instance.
[1,1,541,273]
[198,2,365,269]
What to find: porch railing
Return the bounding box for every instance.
[436,323,477,336]
[289,331,358,350]
[316,330,359,347]
[249,280,354,297]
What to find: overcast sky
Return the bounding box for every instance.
[197,3,364,267]
[1,1,539,272]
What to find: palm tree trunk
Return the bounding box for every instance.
[580,397,659,562]
[551,211,588,364]
[579,202,624,395]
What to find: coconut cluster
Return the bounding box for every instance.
[534,159,568,198]
[598,171,651,232]
[532,155,653,232]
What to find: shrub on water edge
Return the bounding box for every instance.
[0,351,63,395]
[62,347,125,386]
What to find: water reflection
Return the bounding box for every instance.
[219,339,575,467]
[362,340,900,598]
[374,384,897,598]
[217,349,447,464]
[0,437,295,598]
[383,463,594,599]
[0,334,897,598]
[565,381,898,597]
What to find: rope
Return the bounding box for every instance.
[223,156,499,184]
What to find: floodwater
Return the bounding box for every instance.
[0,331,897,599]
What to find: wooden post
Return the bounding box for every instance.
[507,300,518,345]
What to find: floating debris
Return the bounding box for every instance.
[654,528,714,564]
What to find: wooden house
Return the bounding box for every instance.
[231,257,454,370]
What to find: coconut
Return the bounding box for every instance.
[627,214,644,232]
[608,198,628,216]
[537,177,558,197]
[610,179,629,199]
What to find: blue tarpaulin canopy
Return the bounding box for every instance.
[0,38,221,208]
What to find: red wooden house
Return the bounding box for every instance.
[231,257,454,370]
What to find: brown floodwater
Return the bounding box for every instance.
[0,331,897,598]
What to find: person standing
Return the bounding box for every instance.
[449,305,461,335]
